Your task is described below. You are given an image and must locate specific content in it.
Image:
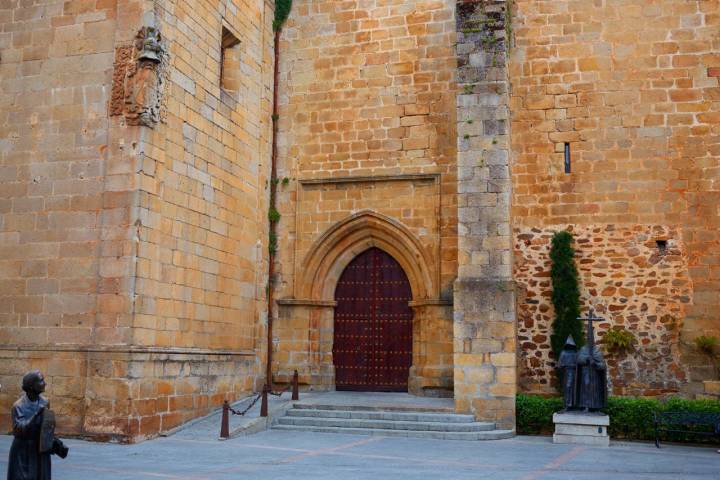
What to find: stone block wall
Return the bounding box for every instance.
[510,0,720,396]
[273,0,458,394]
[133,0,272,355]
[0,0,273,441]
[453,0,516,429]
[0,0,129,437]
[275,0,458,296]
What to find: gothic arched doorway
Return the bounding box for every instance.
[333,247,413,391]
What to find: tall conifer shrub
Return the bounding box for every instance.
[274,0,293,31]
[550,231,582,359]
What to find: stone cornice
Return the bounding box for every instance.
[408,299,453,307]
[276,298,337,307]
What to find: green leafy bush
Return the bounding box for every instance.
[550,231,582,359]
[516,394,720,443]
[603,329,635,351]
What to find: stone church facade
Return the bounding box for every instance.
[0,0,717,442]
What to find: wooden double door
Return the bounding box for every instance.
[333,248,413,392]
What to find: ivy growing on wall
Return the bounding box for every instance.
[505,0,514,48]
[549,231,583,360]
[268,206,281,224]
[274,0,293,31]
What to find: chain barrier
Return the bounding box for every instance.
[220,369,299,439]
[269,384,291,397]
[226,392,262,416]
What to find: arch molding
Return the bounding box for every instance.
[296,210,436,302]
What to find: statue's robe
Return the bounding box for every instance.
[576,345,607,411]
[558,348,578,410]
[6,394,51,480]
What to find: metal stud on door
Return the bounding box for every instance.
[333,248,413,391]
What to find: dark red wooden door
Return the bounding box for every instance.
[333,247,413,392]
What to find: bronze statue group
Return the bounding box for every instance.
[6,371,68,480]
[559,310,608,412]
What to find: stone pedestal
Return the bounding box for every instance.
[553,412,610,446]
[699,380,720,400]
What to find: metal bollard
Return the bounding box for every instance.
[220,400,230,439]
[292,370,299,401]
[260,384,269,417]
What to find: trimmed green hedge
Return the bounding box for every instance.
[516,394,563,435]
[517,394,720,443]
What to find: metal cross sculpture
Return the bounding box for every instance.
[577,308,603,349]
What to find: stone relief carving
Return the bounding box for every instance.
[109,25,166,128]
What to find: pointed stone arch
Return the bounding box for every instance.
[297,210,437,302]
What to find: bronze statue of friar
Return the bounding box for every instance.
[6,370,68,480]
[558,335,579,410]
[558,309,608,412]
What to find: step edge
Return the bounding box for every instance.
[276,418,497,431]
[272,424,515,440]
[286,410,476,422]
[292,404,455,413]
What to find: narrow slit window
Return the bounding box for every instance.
[220,26,241,97]
[564,142,571,174]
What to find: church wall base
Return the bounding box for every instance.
[453,279,517,430]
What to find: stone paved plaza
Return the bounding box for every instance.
[2,430,718,480]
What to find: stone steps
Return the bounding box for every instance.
[286,408,475,423]
[291,403,454,413]
[272,404,514,441]
[279,415,496,432]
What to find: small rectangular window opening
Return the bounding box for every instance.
[656,240,668,254]
[221,26,241,96]
[564,142,571,174]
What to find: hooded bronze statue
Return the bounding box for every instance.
[6,371,68,480]
[576,312,608,411]
[558,335,579,410]
[557,310,608,413]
